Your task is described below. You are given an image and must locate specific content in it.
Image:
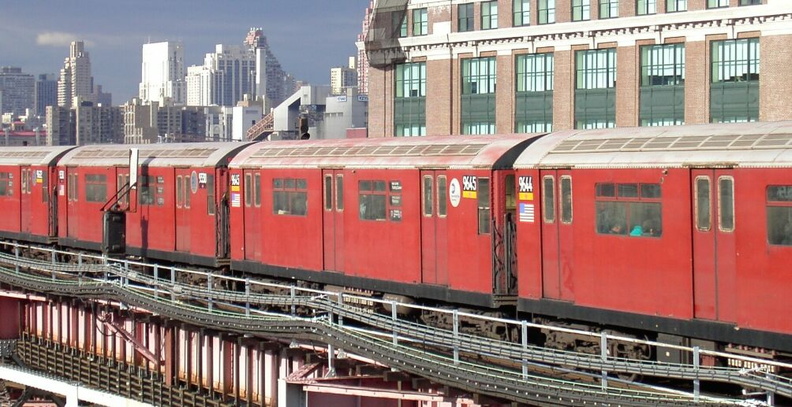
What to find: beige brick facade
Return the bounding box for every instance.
[366,0,791,137]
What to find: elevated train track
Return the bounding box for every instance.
[0,243,786,406]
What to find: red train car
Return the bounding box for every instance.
[0,147,75,243]
[514,121,792,353]
[228,135,541,307]
[56,143,249,267]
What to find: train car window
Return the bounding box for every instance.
[68,173,78,202]
[695,177,711,231]
[21,169,28,195]
[185,175,191,209]
[336,175,344,211]
[244,174,252,207]
[718,177,734,232]
[543,176,555,222]
[595,182,662,237]
[478,178,491,234]
[324,175,332,210]
[423,176,433,216]
[273,178,307,216]
[505,175,516,212]
[85,174,107,203]
[359,180,387,221]
[253,174,261,208]
[176,175,183,208]
[560,176,573,223]
[438,176,448,217]
[116,174,128,206]
[41,171,48,203]
[0,173,11,197]
[207,175,215,215]
[766,186,792,245]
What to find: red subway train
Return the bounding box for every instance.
[1,121,791,366]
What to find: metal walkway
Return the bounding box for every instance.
[0,244,786,406]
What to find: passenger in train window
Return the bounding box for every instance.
[629,224,643,236]
[609,223,625,234]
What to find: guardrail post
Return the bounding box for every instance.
[522,320,528,379]
[453,310,459,366]
[766,371,775,406]
[170,267,176,302]
[290,286,296,316]
[245,278,251,317]
[14,246,18,274]
[326,343,336,378]
[693,346,700,402]
[391,301,398,346]
[153,265,159,299]
[207,274,214,312]
[78,252,82,266]
[337,294,344,327]
[601,331,608,391]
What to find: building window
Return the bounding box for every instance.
[461,57,497,135]
[482,1,498,29]
[600,0,619,18]
[640,43,685,126]
[413,8,428,36]
[711,38,760,123]
[359,180,402,222]
[666,0,687,12]
[740,0,761,4]
[458,3,474,32]
[513,0,530,26]
[515,53,554,132]
[707,0,729,8]
[575,48,616,129]
[572,0,590,21]
[767,186,792,245]
[273,178,307,216]
[637,0,656,14]
[85,174,107,203]
[394,62,426,137]
[538,0,555,24]
[394,12,407,38]
[596,183,662,237]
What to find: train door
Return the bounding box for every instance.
[175,169,192,252]
[540,170,575,301]
[691,170,737,323]
[66,167,78,239]
[322,170,345,272]
[20,166,32,234]
[242,170,262,261]
[420,171,449,285]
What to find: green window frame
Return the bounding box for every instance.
[740,0,761,4]
[572,0,590,21]
[478,178,491,234]
[600,0,619,18]
[637,0,656,15]
[394,62,427,137]
[412,8,428,36]
[394,12,407,38]
[513,0,530,26]
[482,1,498,30]
[707,0,729,8]
[538,0,555,24]
[640,43,685,126]
[462,57,497,135]
[667,0,687,12]
[515,53,554,133]
[458,3,474,32]
[575,48,616,129]
[710,38,760,123]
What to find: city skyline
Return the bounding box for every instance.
[0,0,369,103]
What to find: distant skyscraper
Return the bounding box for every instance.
[243,28,296,107]
[0,67,35,117]
[35,74,57,117]
[58,41,94,108]
[356,2,374,94]
[186,44,255,107]
[139,41,185,105]
[330,57,358,95]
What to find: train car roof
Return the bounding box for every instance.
[229,134,544,170]
[514,121,792,169]
[58,142,253,168]
[0,146,76,166]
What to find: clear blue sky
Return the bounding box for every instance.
[0,0,370,103]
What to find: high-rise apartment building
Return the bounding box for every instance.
[139,41,185,105]
[356,2,375,94]
[186,45,256,106]
[0,67,34,117]
[35,74,58,118]
[365,0,792,137]
[243,28,297,107]
[58,41,94,108]
[330,57,358,95]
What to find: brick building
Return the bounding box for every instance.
[364,0,792,137]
